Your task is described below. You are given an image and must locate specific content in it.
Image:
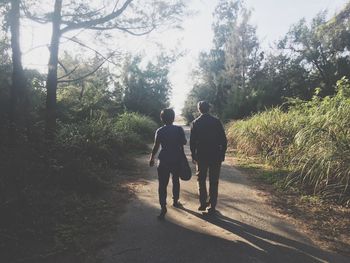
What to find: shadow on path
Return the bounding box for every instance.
[179,206,345,263]
[101,199,270,263]
[100,129,348,263]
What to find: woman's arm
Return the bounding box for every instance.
[149,140,160,167]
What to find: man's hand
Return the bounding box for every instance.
[221,152,226,162]
[149,158,155,167]
[192,159,197,165]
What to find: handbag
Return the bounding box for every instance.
[178,149,192,181]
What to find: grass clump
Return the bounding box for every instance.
[228,77,350,204]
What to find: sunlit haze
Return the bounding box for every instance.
[21,0,348,114]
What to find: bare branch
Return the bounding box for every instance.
[58,60,69,74]
[57,55,112,83]
[60,0,133,34]
[21,2,51,24]
[89,25,156,36]
[57,64,80,80]
[23,44,49,55]
[113,0,121,13]
[61,7,105,19]
[61,36,120,66]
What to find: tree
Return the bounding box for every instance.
[56,52,123,121]
[182,82,216,123]
[249,53,312,112]
[23,0,186,139]
[121,54,173,121]
[212,0,241,50]
[185,0,240,118]
[324,2,350,52]
[1,0,28,144]
[209,0,241,116]
[223,7,262,119]
[280,13,340,96]
[183,1,263,121]
[0,32,11,139]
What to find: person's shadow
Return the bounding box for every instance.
[179,206,347,263]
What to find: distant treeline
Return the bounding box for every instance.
[183,0,350,123]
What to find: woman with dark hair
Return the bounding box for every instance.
[149,108,187,220]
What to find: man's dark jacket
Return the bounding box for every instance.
[190,113,227,164]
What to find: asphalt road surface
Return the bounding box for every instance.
[98,126,348,263]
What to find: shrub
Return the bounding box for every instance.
[115,112,157,142]
[54,112,157,190]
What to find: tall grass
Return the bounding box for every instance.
[227,78,350,203]
[227,108,303,165]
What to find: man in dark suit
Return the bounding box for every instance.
[190,101,227,215]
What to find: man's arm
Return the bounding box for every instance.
[218,120,227,161]
[189,122,197,163]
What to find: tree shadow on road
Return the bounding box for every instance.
[179,206,347,263]
[99,200,271,263]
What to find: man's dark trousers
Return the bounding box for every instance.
[190,113,227,210]
[197,161,221,209]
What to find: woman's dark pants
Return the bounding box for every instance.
[157,162,180,208]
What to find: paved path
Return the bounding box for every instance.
[98,127,348,263]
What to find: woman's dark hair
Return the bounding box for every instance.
[160,108,175,125]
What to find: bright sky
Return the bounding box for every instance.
[21,0,349,114]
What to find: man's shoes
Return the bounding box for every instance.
[173,201,183,208]
[198,203,208,211]
[198,201,210,211]
[157,207,167,220]
[207,207,217,216]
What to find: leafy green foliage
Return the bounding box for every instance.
[115,112,158,142]
[120,54,173,122]
[182,83,215,123]
[56,53,123,122]
[54,112,157,188]
[0,0,186,260]
[290,78,350,201]
[228,78,350,203]
[0,37,158,261]
[182,1,241,119]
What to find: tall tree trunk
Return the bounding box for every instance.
[9,0,27,145]
[45,0,62,141]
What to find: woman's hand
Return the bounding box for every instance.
[150,140,160,167]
